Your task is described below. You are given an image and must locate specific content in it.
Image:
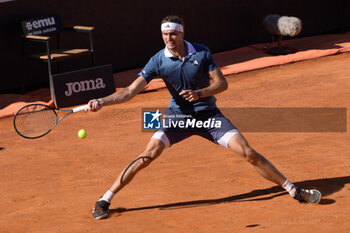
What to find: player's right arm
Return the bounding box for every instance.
[86,76,147,111]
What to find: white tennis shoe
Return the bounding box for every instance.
[294,187,322,204]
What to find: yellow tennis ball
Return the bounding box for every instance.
[78,129,87,139]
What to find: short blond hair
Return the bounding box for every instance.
[161,15,185,28]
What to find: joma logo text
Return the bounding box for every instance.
[64,78,106,96]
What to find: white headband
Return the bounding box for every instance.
[161,22,184,32]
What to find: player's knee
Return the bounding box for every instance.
[136,138,164,168]
[136,155,153,168]
[139,147,160,165]
[244,147,259,165]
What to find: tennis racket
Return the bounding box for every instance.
[13,103,89,139]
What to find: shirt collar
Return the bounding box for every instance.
[164,40,196,58]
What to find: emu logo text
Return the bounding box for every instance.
[64,78,106,96]
[26,17,56,30]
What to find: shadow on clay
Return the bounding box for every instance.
[109,176,350,216]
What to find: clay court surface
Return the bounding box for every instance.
[1,52,350,232]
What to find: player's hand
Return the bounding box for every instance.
[85,99,103,112]
[179,89,200,102]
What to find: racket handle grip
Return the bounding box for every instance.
[72,104,89,112]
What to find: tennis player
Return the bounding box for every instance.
[87,15,321,220]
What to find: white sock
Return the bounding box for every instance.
[99,190,115,203]
[282,179,297,197]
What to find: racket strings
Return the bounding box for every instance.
[14,105,57,138]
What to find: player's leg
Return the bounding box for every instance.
[223,132,321,204]
[92,137,166,220]
[110,137,166,194]
[209,110,322,204]
[226,132,286,186]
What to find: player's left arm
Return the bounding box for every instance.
[180,67,228,102]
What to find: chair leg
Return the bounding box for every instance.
[45,41,56,105]
[89,31,95,66]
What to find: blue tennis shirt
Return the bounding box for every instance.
[138,41,219,113]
